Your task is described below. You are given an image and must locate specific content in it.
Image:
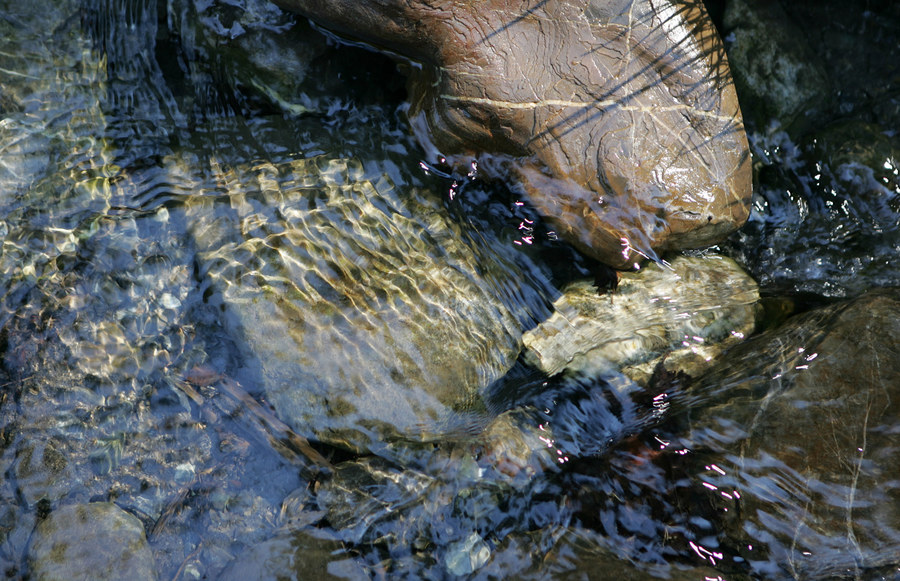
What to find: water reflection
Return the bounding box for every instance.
[2,0,900,579]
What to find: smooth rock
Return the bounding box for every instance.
[28,503,157,581]
[272,0,752,268]
[187,152,552,453]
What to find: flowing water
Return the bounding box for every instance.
[1,0,899,579]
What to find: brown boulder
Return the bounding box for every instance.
[272,0,751,267]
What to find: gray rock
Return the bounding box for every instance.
[679,289,900,579]
[523,254,759,384]
[13,438,76,507]
[187,153,552,453]
[219,530,367,581]
[722,0,830,131]
[28,503,157,581]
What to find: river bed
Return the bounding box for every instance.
[1,0,899,579]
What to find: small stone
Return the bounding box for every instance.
[445,532,491,576]
[158,293,181,310]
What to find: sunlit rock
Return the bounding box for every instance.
[187,151,553,453]
[272,0,751,268]
[523,254,759,384]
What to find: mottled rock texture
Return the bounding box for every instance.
[271,0,752,268]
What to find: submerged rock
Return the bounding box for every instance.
[272,0,751,268]
[675,289,900,579]
[187,147,553,453]
[523,254,759,384]
[219,529,367,581]
[11,438,76,508]
[723,1,900,299]
[167,0,329,116]
[27,503,157,581]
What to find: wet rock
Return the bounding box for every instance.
[445,531,491,576]
[27,502,157,581]
[722,0,830,131]
[188,150,553,453]
[273,0,751,269]
[523,254,759,384]
[219,529,367,581]
[676,289,900,579]
[13,438,77,507]
[168,0,328,115]
[476,407,560,481]
[730,121,900,298]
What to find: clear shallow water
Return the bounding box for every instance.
[1,0,899,579]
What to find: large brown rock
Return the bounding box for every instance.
[271,0,751,268]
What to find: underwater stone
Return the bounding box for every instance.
[445,532,491,576]
[13,438,75,507]
[678,289,900,579]
[28,502,157,581]
[188,153,552,453]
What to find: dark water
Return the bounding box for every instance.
[1,0,899,579]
